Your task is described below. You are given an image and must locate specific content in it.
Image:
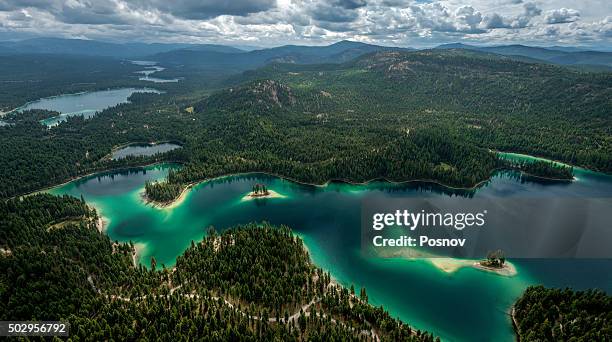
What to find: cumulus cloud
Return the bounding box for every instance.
[481,13,511,29]
[0,0,609,48]
[545,8,580,24]
[512,2,542,27]
[454,6,484,32]
[406,3,484,33]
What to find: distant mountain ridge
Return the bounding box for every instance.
[0,37,243,58]
[150,40,411,70]
[436,43,612,67]
[0,38,409,70]
[0,37,609,70]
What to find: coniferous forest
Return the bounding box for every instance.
[0,42,610,341]
[514,286,611,341]
[0,194,436,341]
[2,50,607,201]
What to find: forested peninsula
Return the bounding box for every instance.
[0,194,437,341]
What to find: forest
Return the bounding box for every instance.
[144,176,183,203]
[1,50,610,201]
[0,47,610,340]
[0,194,437,341]
[513,285,611,341]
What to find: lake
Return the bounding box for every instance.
[17,88,161,126]
[49,156,612,341]
[110,143,182,160]
[132,60,180,83]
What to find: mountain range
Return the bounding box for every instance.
[436,43,612,68]
[0,37,242,58]
[0,37,610,70]
[151,40,410,71]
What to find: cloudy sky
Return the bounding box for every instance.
[0,0,610,48]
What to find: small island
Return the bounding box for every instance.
[251,183,270,197]
[142,177,191,209]
[375,246,517,276]
[241,183,286,201]
[474,250,517,276]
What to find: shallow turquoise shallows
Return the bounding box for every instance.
[49,156,612,342]
[16,88,160,126]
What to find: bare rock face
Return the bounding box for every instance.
[249,80,296,108]
[356,51,422,79]
[194,79,296,113]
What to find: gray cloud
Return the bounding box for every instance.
[0,0,609,49]
[0,0,49,11]
[308,0,364,24]
[481,13,511,29]
[545,8,580,24]
[510,2,542,28]
[310,7,359,23]
[336,0,368,9]
[523,2,541,17]
[146,0,277,20]
[55,1,131,25]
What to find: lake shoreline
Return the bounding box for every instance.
[496,150,610,176]
[18,149,607,205]
[160,154,598,205]
[96,215,109,233]
[106,140,184,154]
[11,87,162,127]
[104,140,184,161]
[4,86,161,116]
[140,169,503,208]
[87,201,144,269]
[518,172,576,182]
[13,160,183,200]
[132,242,147,268]
[44,156,611,342]
[139,150,605,208]
[511,306,521,342]
[140,182,193,210]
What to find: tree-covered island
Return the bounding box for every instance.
[251,183,270,197]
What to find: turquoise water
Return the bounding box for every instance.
[49,160,612,341]
[16,88,161,126]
